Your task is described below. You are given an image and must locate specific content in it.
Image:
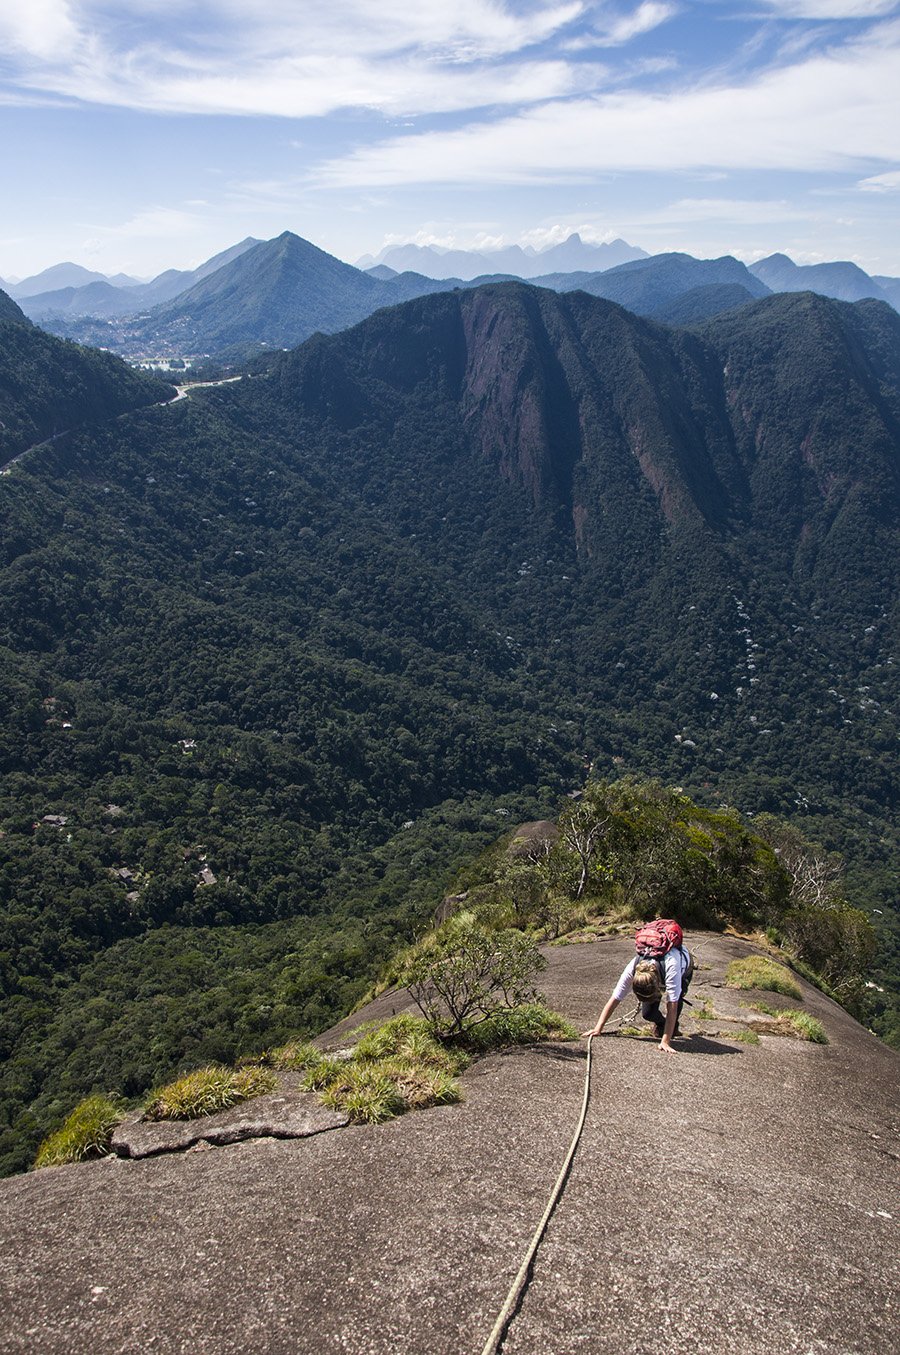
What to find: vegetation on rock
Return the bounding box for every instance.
[726,957,803,999]
[33,1094,124,1168]
[144,1065,277,1121]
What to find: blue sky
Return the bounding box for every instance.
[1,1,899,280]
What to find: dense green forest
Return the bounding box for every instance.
[0,316,173,463]
[0,283,897,1174]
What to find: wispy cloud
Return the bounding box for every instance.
[564,2,677,48]
[857,167,900,189]
[0,1,590,116]
[758,1,898,16]
[318,19,900,184]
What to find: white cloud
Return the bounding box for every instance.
[89,206,209,241]
[858,168,900,189]
[641,197,805,224]
[319,20,900,184]
[598,2,678,46]
[759,1,898,16]
[520,223,621,247]
[61,55,580,118]
[0,1,81,61]
[0,1,588,115]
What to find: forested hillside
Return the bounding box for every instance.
[0,283,897,1174]
[0,311,173,463]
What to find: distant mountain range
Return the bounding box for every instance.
[356,233,648,279]
[8,232,900,364]
[3,262,143,299]
[749,253,898,306]
[15,240,260,323]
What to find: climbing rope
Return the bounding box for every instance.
[478,1034,595,1355]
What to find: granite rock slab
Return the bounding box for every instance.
[110,1091,347,1158]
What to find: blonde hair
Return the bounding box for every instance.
[632,959,663,1001]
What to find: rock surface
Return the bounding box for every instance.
[0,933,897,1355]
[110,1091,347,1159]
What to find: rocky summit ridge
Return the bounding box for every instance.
[1,933,896,1355]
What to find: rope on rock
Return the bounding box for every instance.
[478,1034,594,1355]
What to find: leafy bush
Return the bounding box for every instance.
[34,1095,125,1168]
[144,1064,276,1120]
[726,956,803,999]
[402,914,547,1037]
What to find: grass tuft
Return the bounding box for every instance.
[145,1064,277,1120]
[269,1041,327,1072]
[691,997,717,1022]
[299,1054,347,1092]
[34,1095,125,1169]
[731,1028,761,1045]
[320,1064,408,1124]
[779,1010,828,1043]
[300,1003,574,1126]
[745,1002,828,1043]
[465,1003,578,1050]
[726,956,803,1000]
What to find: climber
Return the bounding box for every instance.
[582,919,693,1054]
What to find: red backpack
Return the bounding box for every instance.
[634,919,683,958]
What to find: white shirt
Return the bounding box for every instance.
[612,947,692,1004]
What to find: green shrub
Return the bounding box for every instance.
[726,956,803,999]
[402,914,547,1037]
[145,1064,276,1120]
[353,1015,467,1072]
[34,1095,125,1169]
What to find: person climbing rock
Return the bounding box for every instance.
[582,919,693,1054]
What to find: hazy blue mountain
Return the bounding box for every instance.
[750,253,895,306]
[535,233,648,274]
[873,275,900,309]
[21,280,140,322]
[20,239,261,324]
[531,252,770,314]
[360,233,647,280]
[8,263,135,299]
[131,231,386,353]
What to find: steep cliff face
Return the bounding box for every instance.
[274,281,900,584]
